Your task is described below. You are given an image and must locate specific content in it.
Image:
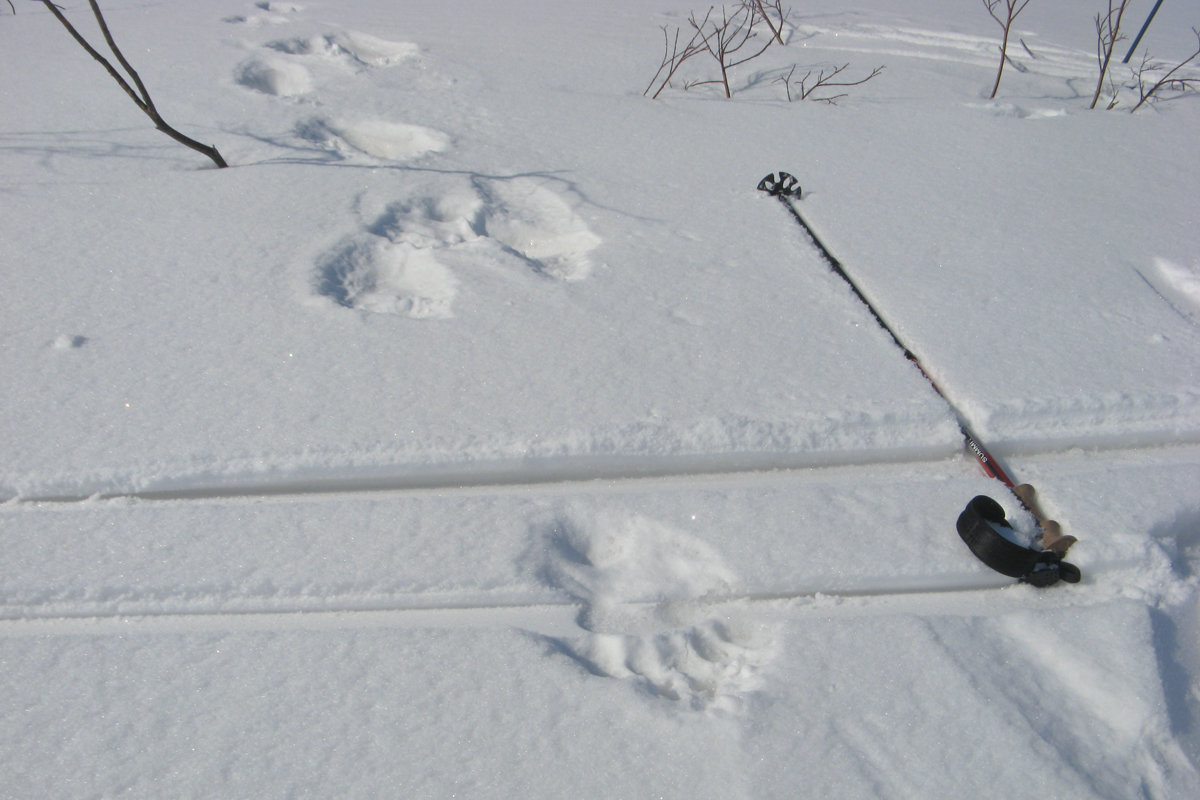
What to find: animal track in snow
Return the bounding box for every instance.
[476,177,602,280]
[314,189,480,318]
[368,189,485,248]
[235,55,314,97]
[1152,259,1200,315]
[535,511,777,713]
[1133,258,1200,330]
[298,117,449,161]
[236,29,417,98]
[223,3,302,27]
[234,10,442,161]
[314,179,602,317]
[233,0,418,97]
[316,233,460,320]
[265,31,419,68]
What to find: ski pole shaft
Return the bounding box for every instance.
[757,172,1024,495]
[1123,0,1164,63]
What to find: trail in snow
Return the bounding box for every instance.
[8,437,1195,505]
[315,175,600,317]
[231,7,603,314]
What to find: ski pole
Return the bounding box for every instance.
[756,172,1076,557]
[1123,0,1164,63]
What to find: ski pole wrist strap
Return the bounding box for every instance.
[957,496,1081,587]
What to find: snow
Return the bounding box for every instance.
[1,0,1198,797]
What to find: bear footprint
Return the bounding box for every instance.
[478,177,602,280]
[536,511,777,714]
[316,236,458,319]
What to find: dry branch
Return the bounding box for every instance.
[982,0,1034,99]
[751,0,788,45]
[782,62,885,103]
[39,0,228,167]
[691,2,776,98]
[643,9,714,99]
[644,2,783,99]
[1091,0,1130,109]
[1130,29,1200,112]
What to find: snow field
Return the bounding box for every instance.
[4,452,1196,796]
[2,0,1199,797]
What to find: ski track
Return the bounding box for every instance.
[6,447,953,505]
[0,564,1145,640]
[794,18,1094,78]
[5,435,1193,506]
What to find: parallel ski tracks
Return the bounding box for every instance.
[0,562,1144,640]
[5,446,957,505]
[3,443,1181,639]
[5,437,1193,506]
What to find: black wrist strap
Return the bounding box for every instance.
[957,495,1081,587]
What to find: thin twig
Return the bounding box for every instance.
[751,0,787,45]
[40,0,146,109]
[792,63,885,103]
[1130,28,1200,112]
[1091,0,1130,109]
[982,0,1034,99]
[777,63,797,101]
[39,0,228,167]
[644,9,714,98]
[691,2,776,98]
[88,0,155,109]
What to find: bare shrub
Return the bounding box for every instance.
[644,2,780,99]
[1130,29,1200,112]
[1090,0,1131,109]
[779,63,886,104]
[643,10,713,99]
[38,0,228,168]
[688,2,777,98]
[751,0,788,45]
[982,0,1035,99]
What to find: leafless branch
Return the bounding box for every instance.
[643,11,714,99]
[982,0,1034,99]
[785,62,885,104]
[1090,0,1130,109]
[691,3,777,98]
[645,3,783,99]
[1130,29,1200,112]
[38,0,228,167]
[751,0,788,45]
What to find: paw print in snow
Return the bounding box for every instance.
[535,510,777,714]
[478,177,602,281]
[313,178,603,318]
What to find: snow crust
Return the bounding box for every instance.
[1,0,1198,797]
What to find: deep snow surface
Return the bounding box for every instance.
[2,1,1199,797]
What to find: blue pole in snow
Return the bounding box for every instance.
[1123,0,1165,63]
